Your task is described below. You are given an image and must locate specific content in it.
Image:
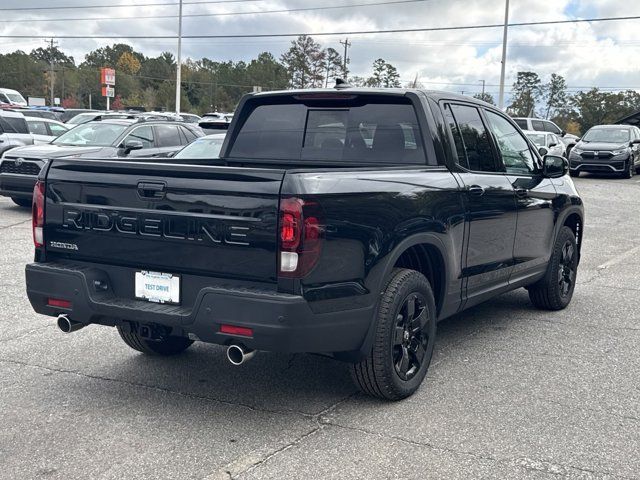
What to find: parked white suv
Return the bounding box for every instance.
[513,117,579,156]
[0,110,34,155]
[0,88,28,107]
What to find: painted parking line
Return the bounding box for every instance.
[597,245,640,269]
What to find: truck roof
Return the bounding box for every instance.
[250,87,487,105]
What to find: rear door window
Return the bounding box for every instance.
[124,125,155,148]
[27,120,48,136]
[514,119,528,130]
[446,104,498,172]
[543,121,561,134]
[229,98,428,164]
[180,125,198,143]
[531,120,545,131]
[155,125,182,147]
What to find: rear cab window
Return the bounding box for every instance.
[228,95,430,165]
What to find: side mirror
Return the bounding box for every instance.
[543,155,568,179]
[538,146,549,157]
[121,139,144,154]
[561,130,567,137]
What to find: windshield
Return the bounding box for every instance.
[6,92,26,103]
[67,114,96,125]
[583,128,630,143]
[52,122,128,146]
[174,136,224,159]
[526,133,546,147]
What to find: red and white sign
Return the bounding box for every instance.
[101,67,116,86]
[101,86,115,98]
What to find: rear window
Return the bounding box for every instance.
[514,119,528,130]
[228,97,427,164]
[0,116,29,134]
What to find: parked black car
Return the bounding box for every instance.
[25,87,583,400]
[569,124,640,178]
[0,117,203,206]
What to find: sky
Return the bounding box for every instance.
[0,0,638,99]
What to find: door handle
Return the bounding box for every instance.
[137,181,166,199]
[514,187,528,198]
[467,185,485,196]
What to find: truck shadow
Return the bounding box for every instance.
[105,289,542,414]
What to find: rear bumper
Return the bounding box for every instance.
[25,261,374,354]
[0,173,38,199]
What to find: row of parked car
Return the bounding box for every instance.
[514,116,640,178]
[0,108,227,206]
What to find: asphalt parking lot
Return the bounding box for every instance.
[0,174,638,480]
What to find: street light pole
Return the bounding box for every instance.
[498,0,510,110]
[175,0,183,114]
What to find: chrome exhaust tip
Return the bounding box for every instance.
[57,315,85,334]
[226,344,256,366]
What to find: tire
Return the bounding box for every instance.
[351,268,437,401]
[117,324,193,356]
[622,159,634,179]
[569,170,579,178]
[11,197,31,208]
[528,226,578,311]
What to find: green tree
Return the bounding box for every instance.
[543,73,568,119]
[366,59,401,87]
[572,88,640,132]
[367,58,387,87]
[324,48,343,87]
[473,92,496,105]
[508,71,543,116]
[281,35,323,88]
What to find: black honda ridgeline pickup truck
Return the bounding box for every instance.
[26,87,584,400]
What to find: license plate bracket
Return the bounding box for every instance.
[134,271,180,305]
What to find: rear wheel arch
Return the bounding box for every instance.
[561,211,583,262]
[392,241,446,317]
[354,235,449,359]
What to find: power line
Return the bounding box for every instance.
[0,0,431,23]
[1,14,639,39]
[0,0,261,11]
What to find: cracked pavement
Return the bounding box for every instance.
[0,174,639,479]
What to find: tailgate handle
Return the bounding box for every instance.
[137,182,166,199]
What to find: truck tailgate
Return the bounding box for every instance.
[43,159,284,283]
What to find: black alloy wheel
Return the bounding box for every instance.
[393,293,430,381]
[528,226,578,310]
[351,268,437,400]
[558,241,576,298]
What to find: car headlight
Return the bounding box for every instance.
[612,149,627,156]
[572,147,583,155]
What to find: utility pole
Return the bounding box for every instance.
[339,38,351,80]
[498,0,510,110]
[46,38,57,106]
[480,79,486,96]
[175,0,183,113]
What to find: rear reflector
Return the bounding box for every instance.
[47,298,71,309]
[220,324,253,337]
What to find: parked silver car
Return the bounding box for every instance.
[524,130,565,157]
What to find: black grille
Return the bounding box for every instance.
[0,160,42,175]
[580,151,613,159]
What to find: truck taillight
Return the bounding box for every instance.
[278,197,323,278]
[32,180,45,248]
